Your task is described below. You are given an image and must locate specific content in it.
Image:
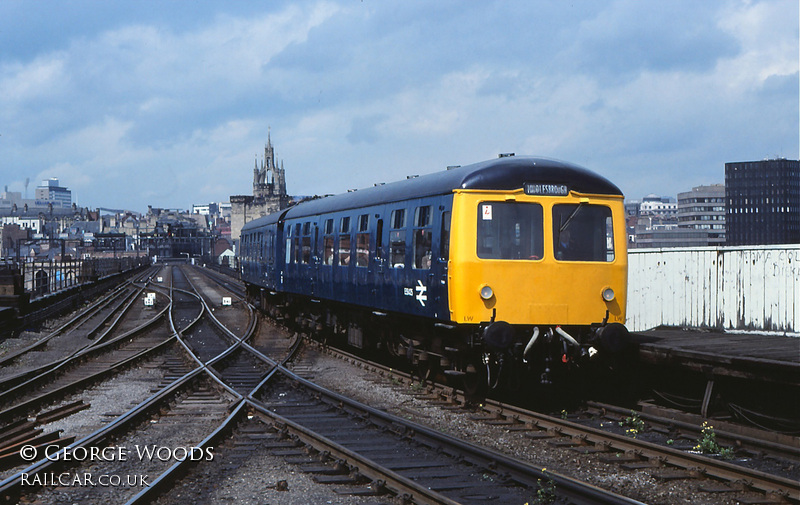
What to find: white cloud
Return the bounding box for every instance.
[0,0,796,211]
[717,0,799,89]
[0,55,67,103]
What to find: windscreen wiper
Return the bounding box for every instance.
[558,202,586,233]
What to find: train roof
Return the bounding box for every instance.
[242,155,622,231]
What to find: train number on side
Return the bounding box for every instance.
[404,280,428,307]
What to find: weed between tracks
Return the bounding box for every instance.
[618,410,645,438]
[525,469,556,505]
[694,421,734,459]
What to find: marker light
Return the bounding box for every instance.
[602,287,615,302]
[480,285,494,300]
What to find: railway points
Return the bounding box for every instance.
[0,262,797,504]
[0,153,796,504]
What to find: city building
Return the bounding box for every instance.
[628,185,727,248]
[725,158,800,245]
[230,131,289,243]
[639,194,678,217]
[192,203,220,216]
[34,178,72,208]
[676,184,726,246]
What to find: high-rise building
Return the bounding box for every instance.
[629,186,726,248]
[677,184,726,246]
[725,159,800,245]
[35,178,72,208]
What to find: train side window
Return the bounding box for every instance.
[356,214,369,267]
[477,202,543,260]
[294,223,301,264]
[391,209,405,229]
[389,209,406,268]
[413,205,432,269]
[415,206,431,227]
[322,219,334,265]
[440,211,450,261]
[339,216,351,266]
[301,221,311,264]
[390,230,405,268]
[323,235,334,265]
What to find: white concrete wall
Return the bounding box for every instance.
[627,245,799,334]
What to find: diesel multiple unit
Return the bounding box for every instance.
[240,155,629,394]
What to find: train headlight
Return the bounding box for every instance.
[479,285,494,300]
[601,287,615,302]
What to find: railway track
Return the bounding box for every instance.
[157,265,800,504]
[9,263,780,504]
[0,267,161,381]
[0,265,234,503]
[0,271,174,424]
[308,341,800,504]
[166,270,648,503]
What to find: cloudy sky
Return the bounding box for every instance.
[1,0,797,212]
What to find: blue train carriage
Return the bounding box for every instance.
[240,154,630,393]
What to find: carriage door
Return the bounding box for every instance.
[373,218,384,299]
[276,220,286,290]
[311,224,319,295]
[434,209,451,314]
[411,205,433,316]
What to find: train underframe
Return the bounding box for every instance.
[248,284,633,401]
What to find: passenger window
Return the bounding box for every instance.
[298,221,311,265]
[322,219,335,265]
[301,222,311,264]
[323,235,334,265]
[413,205,432,269]
[339,216,351,266]
[390,209,406,268]
[552,204,614,262]
[391,209,405,229]
[294,224,301,264]
[390,231,405,268]
[356,214,370,267]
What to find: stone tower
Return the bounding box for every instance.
[230,130,290,244]
[253,130,287,200]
